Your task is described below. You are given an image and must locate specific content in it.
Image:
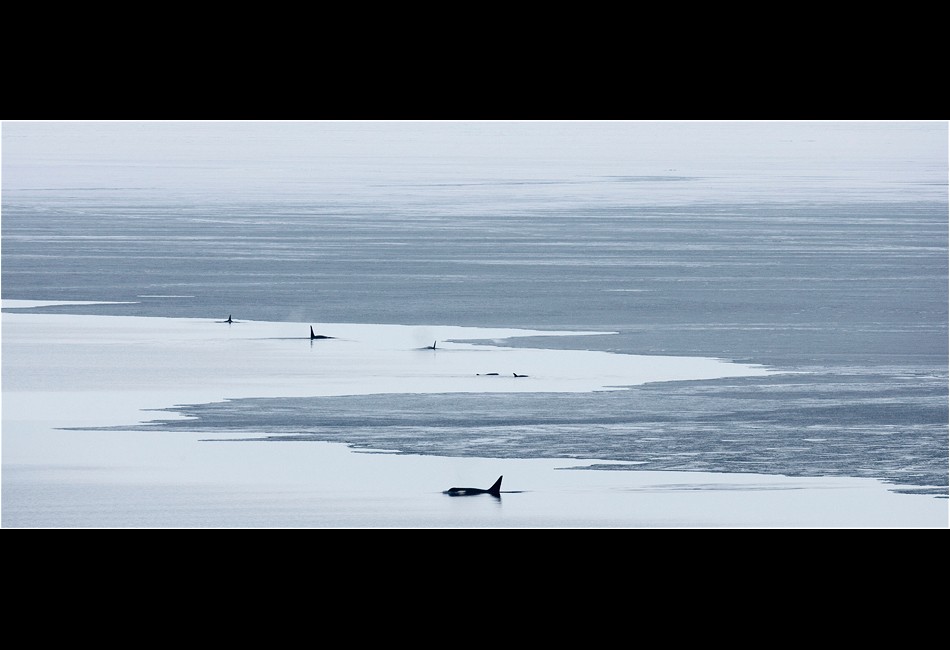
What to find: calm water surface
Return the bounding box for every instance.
[3,121,947,505]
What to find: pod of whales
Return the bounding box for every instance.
[217,320,532,378]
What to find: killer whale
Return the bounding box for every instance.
[444,476,503,497]
[425,340,437,350]
[310,326,333,340]
[226,315,233,324]
[513,373,528,378]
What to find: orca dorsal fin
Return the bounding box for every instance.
[310,326,316,339]
[487,475,503,496]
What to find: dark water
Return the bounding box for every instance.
[2,122,947,496]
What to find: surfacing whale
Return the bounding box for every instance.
[310,326,333,340]
[444,476,503,498]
